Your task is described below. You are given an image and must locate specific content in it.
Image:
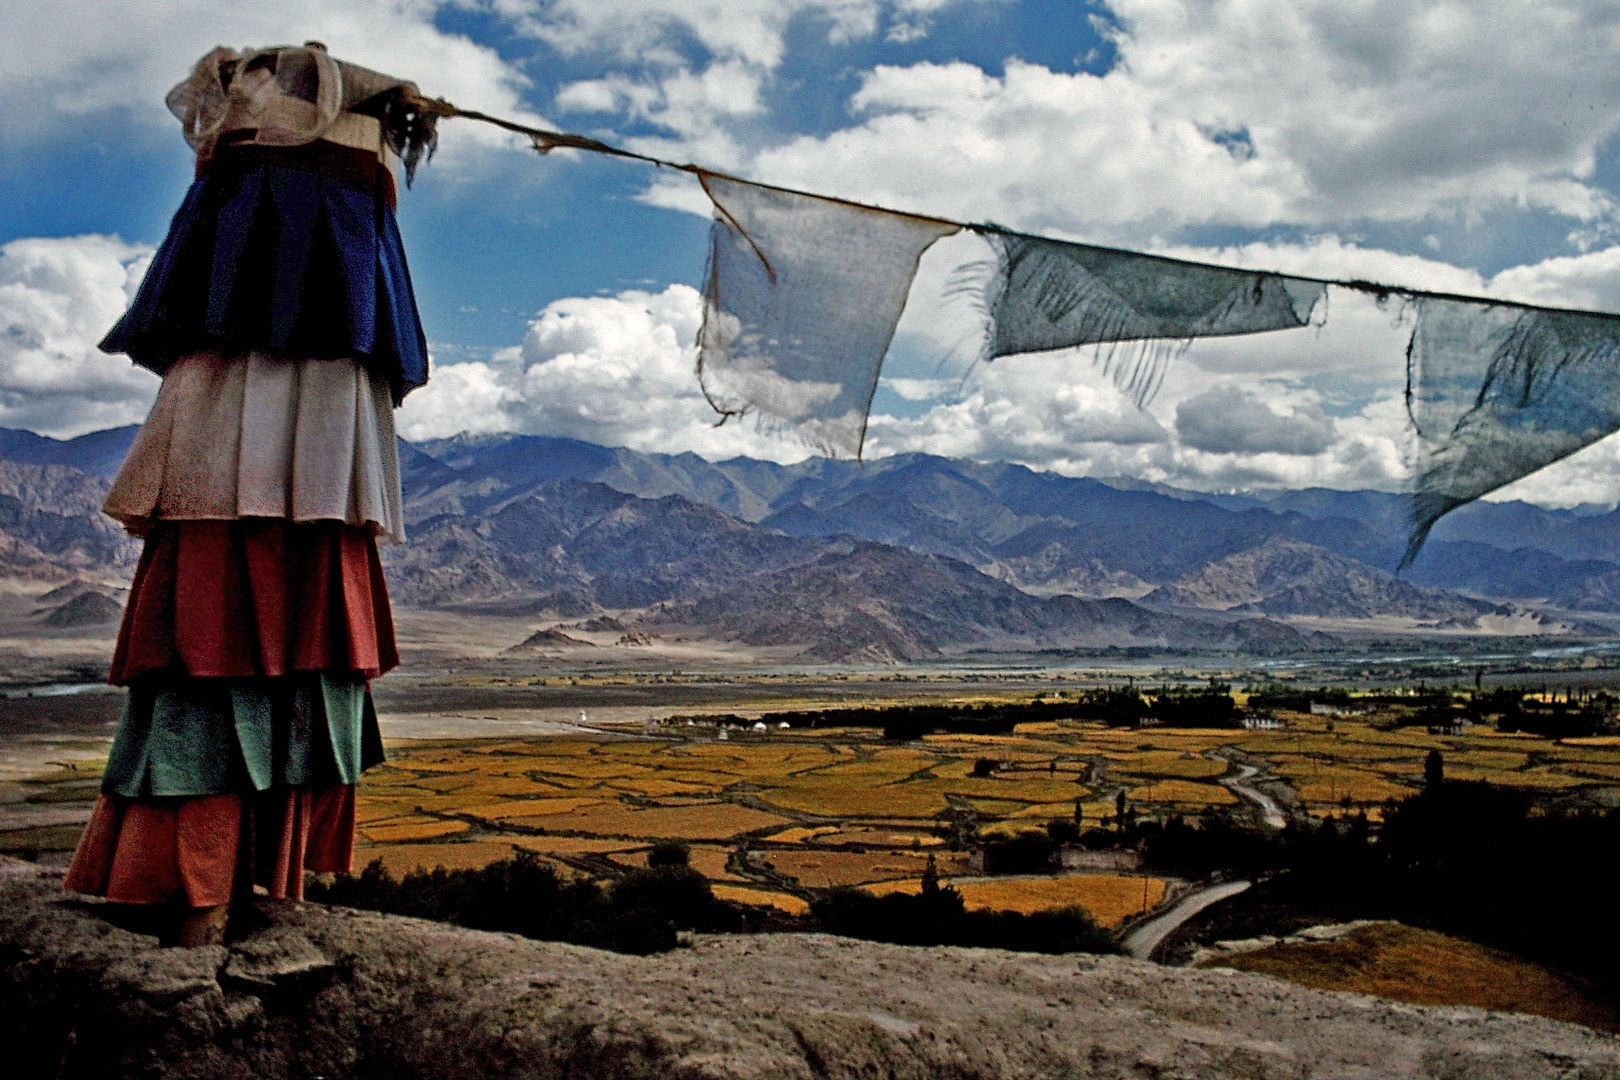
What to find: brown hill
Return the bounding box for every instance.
[39,590,123,628]
[507,627,596,652]
[387,482,1327,664]
[1142,537,1498,621]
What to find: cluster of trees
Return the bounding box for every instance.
[1072,680,1241,728]
[1244,685,1352,713]
[1144,775,1620,989]
[1484,687,1617,738]
[758,700,1080,740]
[1382,686,1620,737]
[307,842,740,955]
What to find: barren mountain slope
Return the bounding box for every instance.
[1142,537,1501,620]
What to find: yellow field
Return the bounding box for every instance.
[761,848,953,888]
[293,707,1620,916]
[360,818,470,843]
[359,840,553,874]
[1127,780,1238,806]
[956,874,1167,926]
[710,885,810,916]
[1110,752,1229,780]
[505,801,790,839]
[1204,922,1619,1032]
[862,873,1167,928]
[610,844,748,881]
[509,836,637,855]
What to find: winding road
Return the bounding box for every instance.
[1121,879,1253,960]
[1217,760,1290,830]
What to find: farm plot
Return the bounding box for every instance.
[341,712,1620,896]
[759,849,951,888]
[862,873,1168,928]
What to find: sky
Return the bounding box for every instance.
[7,1,1620,506]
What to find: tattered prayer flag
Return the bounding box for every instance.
[689,168,1620,567]
[977,232,1327,405]
[1404,298,1620,567]
[696,172,959,458]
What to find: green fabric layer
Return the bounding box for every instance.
[102,674,386,798]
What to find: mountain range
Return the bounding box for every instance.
[0,424,1612,661]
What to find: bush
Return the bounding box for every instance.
[1072,687,1147,726]
[982,829,1057,874]
[307,851,740,954]
[647,840,690,868]
[1045,818,1081,846]
[809,885,1118,955]
[1149,682,1239,728]
[1143,814,1283,877]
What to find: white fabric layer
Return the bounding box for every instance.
[168,44,415,161]
[105,351,405,543]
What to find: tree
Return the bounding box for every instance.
[1424,749,1444,793]
[648,840,690,868]
[920,853,940,896]
[1115,789,1127,830]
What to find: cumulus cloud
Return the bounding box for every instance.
[1175,385,1336,456]
[603,1,1620,242]
[521,0,962,68]
[867,351,1170,461]
[0,0,537,152]
[0,236,159,437]
[397,283,812,461]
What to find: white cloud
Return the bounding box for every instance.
[0,0,537,153]
[1175,385,1336,456]
[0,236,160,437]
[513,0,959,68]
[1487,432,1620,509]
[597,1,1620,242]
[397,283,813,460]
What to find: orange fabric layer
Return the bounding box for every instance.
[64,786,357,906]
[109,519,398,684]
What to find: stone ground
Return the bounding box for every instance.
[3,857,1618,1079]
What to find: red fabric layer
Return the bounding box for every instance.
[64,786,357,906]
[110,519,398,684]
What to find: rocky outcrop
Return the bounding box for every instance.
[3,858,1617,1079]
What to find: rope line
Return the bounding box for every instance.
[408,94,1619,320]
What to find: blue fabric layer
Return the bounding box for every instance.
[99,160,429,402]
[101,673,386,798]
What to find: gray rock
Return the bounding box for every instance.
[102,946,226,1007]
[3,857,1618,1079]
[221,931,334,996]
